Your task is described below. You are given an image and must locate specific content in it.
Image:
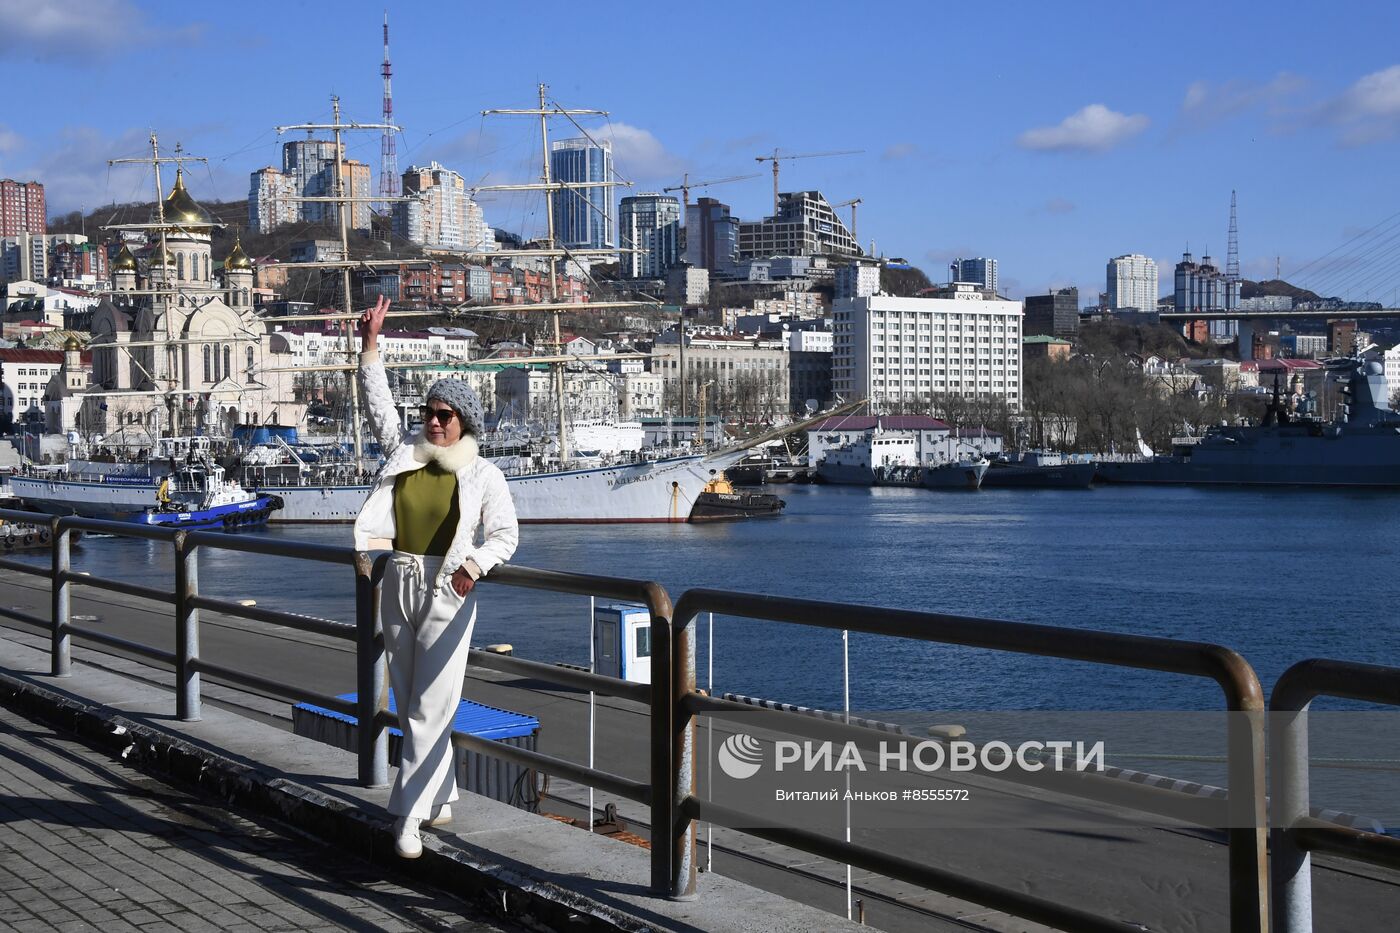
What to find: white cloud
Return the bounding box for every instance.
[605,122,686,185]
[0,0,202,62]
[1331,65,1400,145]
[882,142,917,161]
[0,125,22,155]
[1017,104,1149,153]
[1177,73,1305,131]
[2,127,245,216]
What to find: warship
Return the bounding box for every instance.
[1096,359,1400,487]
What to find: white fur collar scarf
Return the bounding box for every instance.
[411,433,479,471]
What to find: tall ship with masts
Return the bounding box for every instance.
[243,86,761,522]
[13,90,830,523]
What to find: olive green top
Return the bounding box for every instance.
[392,462,460,557]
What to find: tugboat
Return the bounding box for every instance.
[137,461,282,529]
[688,473,785,522]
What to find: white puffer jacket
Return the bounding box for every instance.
[352,350,518,589]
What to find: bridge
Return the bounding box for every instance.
[1158,309,1400,360]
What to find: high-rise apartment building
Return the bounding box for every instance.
[0,180,45,237]
[835,258,881,299]
[1106,254,1158,313]
[832,295,1023,409]
[392,162,495,253]
[550,138,614,250]
[1023,287,1080,339]
[248,168,298,234]
[1173,251,1240,340]
[736,191,857,261]
[0,233,48,284]
[683,197,739,272]
[950,257,998,294]
[247,140,370,234]
[465,199,495,254]
[618,194,680,279]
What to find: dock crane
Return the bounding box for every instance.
[662,172,761,210]
[754,149,863,214]
[835,197,863,243]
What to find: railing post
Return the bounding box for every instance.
[1271,703,1312,933]
[355,551,389,787]
[1227,705,1270,933]
[173,531,201,721]
[649,587,677,896]
[49,517,70,677]
[672,595,698,901]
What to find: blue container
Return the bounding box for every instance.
[292,691,541,809]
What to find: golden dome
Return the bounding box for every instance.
[162,170,213,227]
[112,243,138,272]
[64,336,82,352]
[224,237,253,271]
[153,242,176,266]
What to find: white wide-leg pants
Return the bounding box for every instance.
[382,552,477,819]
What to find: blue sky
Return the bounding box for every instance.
[4,0,1400,302]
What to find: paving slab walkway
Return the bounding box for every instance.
[0,703,515,933]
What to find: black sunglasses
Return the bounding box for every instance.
[419,406,458,425]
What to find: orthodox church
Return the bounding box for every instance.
[76,172,306,440]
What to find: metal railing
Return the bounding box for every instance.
[3,506,1396,931]
[1270,659,1400,933]
[667,588,1270,933]
[0,508,675,890]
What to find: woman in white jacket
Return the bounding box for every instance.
[353,296,519,859]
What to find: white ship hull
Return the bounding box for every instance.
[9,474,159,518]
[257,453,743,524]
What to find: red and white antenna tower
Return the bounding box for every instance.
[1226,189,1240,282]
[378,11,399,200]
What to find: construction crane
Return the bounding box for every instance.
[662,172,761,210]
[835,197,863,243]
[754,149,863,214]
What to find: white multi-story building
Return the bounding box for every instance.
[621,371,663,418]
[1383,347,1400,400]
[393,162,493,253]
[0,232,48,284]
[836,259,881,300]
[267,327,475,366]
[651,330,790,416]
[831,295,1023,409]
[0,348,65,428]
[1106,253,1158,313]
[465,199,495,254]
[496,365,618,423]
[248,168,298,234]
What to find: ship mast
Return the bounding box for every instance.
[538,84,568,463]
[482,84,631,467]
[107,136,211,434]
[276,97,401,462]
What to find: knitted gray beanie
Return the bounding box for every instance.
[425,378,485,437]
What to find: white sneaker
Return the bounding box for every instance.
[392,817,422,859]
[427,804,452,827]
